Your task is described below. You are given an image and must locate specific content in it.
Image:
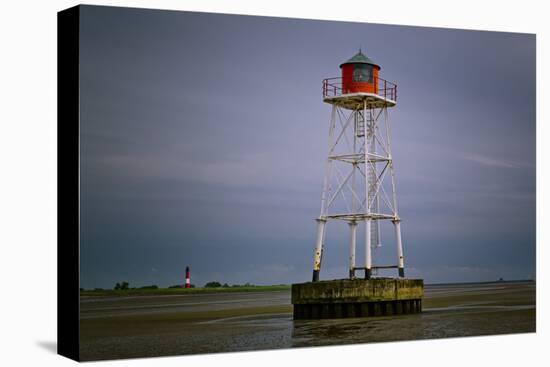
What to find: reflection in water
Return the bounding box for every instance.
[291,305,535,347]
[198,301,534,350]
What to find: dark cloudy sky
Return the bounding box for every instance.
[79,5,535,289]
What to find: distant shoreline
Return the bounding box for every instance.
[80,279,535,297]
[80,284,291,297]
[424,279,535,287]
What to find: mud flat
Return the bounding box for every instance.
[80,280,535,361]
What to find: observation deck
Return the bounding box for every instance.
[322,75,397,110]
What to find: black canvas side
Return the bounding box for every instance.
[57,5,80,362]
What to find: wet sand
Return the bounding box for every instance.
[79,281,535,361]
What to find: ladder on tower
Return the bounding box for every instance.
[355,111,365,138]
[368,162,381,249]
[365,110,382,274]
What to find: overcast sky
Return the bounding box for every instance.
[79,5,535,289]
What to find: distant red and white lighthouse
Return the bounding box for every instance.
[185,266,191,288]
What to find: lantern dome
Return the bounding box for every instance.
[339,50,380,69]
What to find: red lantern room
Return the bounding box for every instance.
[322,50,397,106]
[340,49,380,94]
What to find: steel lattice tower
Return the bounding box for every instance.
[312,51,404,282]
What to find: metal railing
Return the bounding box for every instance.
[322,76,397,101]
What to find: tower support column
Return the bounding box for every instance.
[393,219,405,277]
[312,218,327,282]
[365,218,372,279]
[348,221,357,278]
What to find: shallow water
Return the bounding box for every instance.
[79,281,535,361]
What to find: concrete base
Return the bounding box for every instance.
[291,278,423,320]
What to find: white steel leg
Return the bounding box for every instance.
[394,219,405,277]
[348,221,357,278]
[365,218,372,279]
[312,218,327,282]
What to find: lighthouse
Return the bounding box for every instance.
[314,50,403,281]
[291,50,423,319]
[185,266,190,288]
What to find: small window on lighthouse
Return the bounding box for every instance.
[353,64,372,82]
